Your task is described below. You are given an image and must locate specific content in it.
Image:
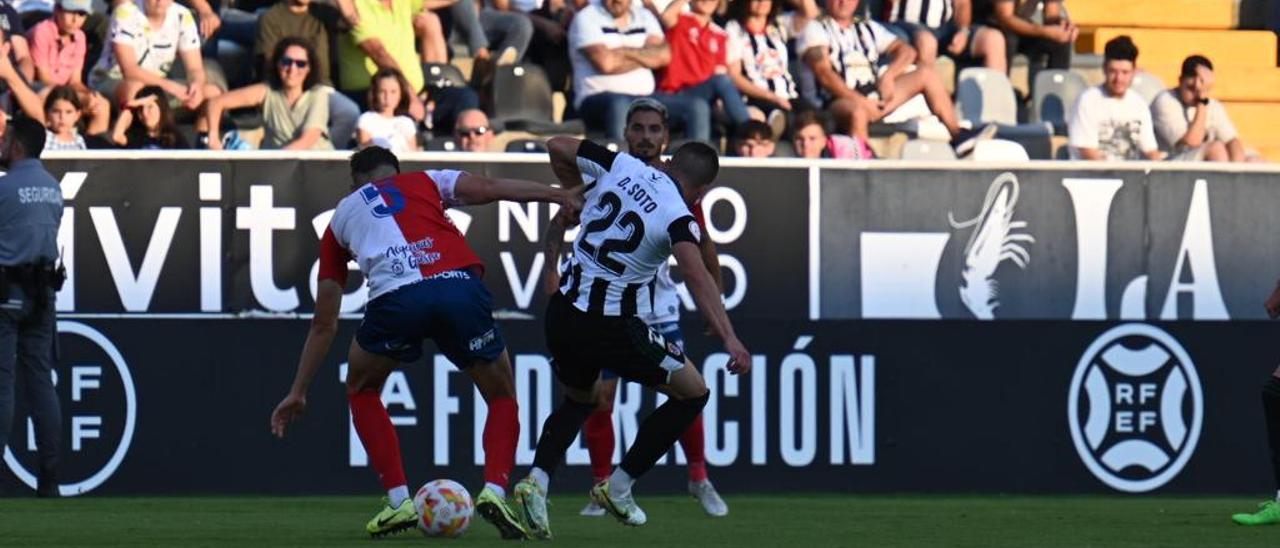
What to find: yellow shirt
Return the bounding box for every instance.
[338,0,425,92]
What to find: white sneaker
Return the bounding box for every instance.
[579,500,606,517]
[689,480,728,517]
[589,481,647,526]
[766,109,787,140]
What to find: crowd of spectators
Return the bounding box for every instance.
[0,0,1257,162]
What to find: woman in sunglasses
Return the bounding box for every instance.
[206,36,333,150]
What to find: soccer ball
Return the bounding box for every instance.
[413,479,473,537]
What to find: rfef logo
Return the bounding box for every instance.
[3,322,137,496]
[1067,323,1203,493]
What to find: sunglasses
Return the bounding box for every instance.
[455,126,490,138]
[278,57,309,69]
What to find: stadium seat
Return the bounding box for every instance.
[425,137,460,151]
[970,139,1030,161]
[772,139,796,158]
[491,64,585,134]
[505,139,548,153]
[1068,0,1235,30]
[900,139,958,160]
[955,68,1018,126]
[424,63,468,92]
[1031,70,1088,134]
[1129,70,1166,105]
[994,122,1054,160]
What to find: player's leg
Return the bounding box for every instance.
[514,294,606,538]
[582,376,619,516]
[345,340,417,537]
[1233,368,1280,525]
[430,271,527,539]
[654,321,727,517]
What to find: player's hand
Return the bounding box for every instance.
[724,337,751,375]
[1265,278,1280,319]
[558,186,585,222]
[271,392,307,438]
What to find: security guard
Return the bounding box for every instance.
[0,118,65,497]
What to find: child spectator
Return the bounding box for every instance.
[357,68,419,152]
[109,85,189,149]
[733,119,776,157]
[791,109,873,159]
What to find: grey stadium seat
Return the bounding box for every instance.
[1130,70,1167,105]
[505,139,548,153]
[955,67,1018,126]
[900,139,958,160]
[424,63,468,91]
[492,64,585,135]
[1031,69,1088,134]
[970,139,1030,161]
[424,137,460,151]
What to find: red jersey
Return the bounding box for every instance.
[658,13,728,94]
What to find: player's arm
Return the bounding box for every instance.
[543,211,570,295]
[672,225,751,373]
[272,229,348,438]
[451,173,582,213]
[693,208,725,292]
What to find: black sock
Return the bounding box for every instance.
[620,391,710,479]
[1263,377,1280,491]
[531,398,596,477]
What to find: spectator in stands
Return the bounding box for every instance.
[1151,55,1257,163]
[90,0,224,139]
[358,68,419,152]
[337,0,478,135]
[881,0,1007,73]
[653,0,750,138]
[494,0,576,91]
[792,109,872,158]
[798,0,992,154]
[0,1,34,81]
[108,85,189,148]
[977,0,1075,73]
[454,108,494,152]
[413,5,448,63]
[724,0,818,137]
[446,0,532,86]
[1068,35,1161,161]
[569,0,708,141]
[0,41,108,148]
[25,0,109,128]
[256,0,361,147]
[206,36,333,150]
[733,119,776,157]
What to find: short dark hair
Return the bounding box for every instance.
[350,146,400,177]
[268,36,321,91]
[792,109,826,135]
[44,84,82,115]
[10,116,46,158]
[1180,54,1213,79]
[735,120,774,143]
[626,98,668,128]
[670,141,720,189]
[1104,35,1138,63]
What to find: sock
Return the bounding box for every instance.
[679,414,708,483]
[608,467,635,499]
[585,410,615,482]
[482,397,519,489]
[388,485,410,507]
[620,391,710,480]
[348,391,407,491]
[531,398,596,481]
[529,467,550,492]
[1263,377,1280,494]
[484,482,506,499]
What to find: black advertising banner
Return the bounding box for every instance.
[2,318,1276,496]
[9,156,1280,497]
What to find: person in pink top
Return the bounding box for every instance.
[26,0,108,130]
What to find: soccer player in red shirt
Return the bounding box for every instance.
[270,146,581,538]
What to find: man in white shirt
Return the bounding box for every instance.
[1150,55,1255,162]
[1068,35,1161,161]
[90,0,223,117]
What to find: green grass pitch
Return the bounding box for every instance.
[1,494,1277,546]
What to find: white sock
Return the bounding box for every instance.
[388,485,410,507]
[485,482,506,499]
[1275,489,1280,503]
[608,468,635,499]
[529,467,550,492]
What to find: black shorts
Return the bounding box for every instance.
[544,293,687,391]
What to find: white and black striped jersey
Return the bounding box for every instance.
[558,141,701,317]
[885,0,954,28]
[797,17,897,100]
[726,16,799,100]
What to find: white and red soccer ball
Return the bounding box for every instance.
[413,479,473,537]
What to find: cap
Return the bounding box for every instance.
[57,0,92,13]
